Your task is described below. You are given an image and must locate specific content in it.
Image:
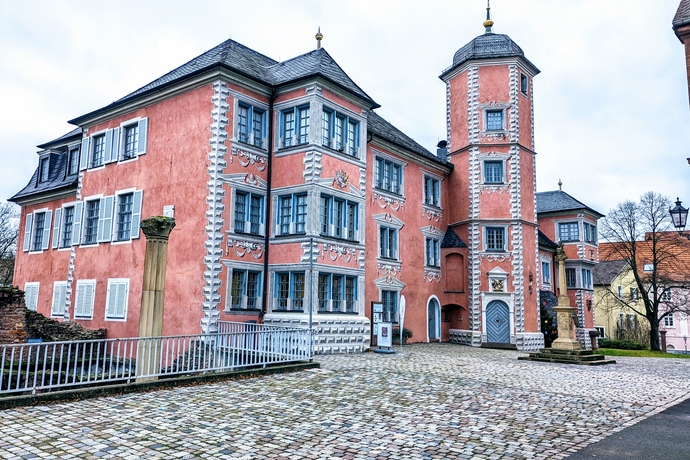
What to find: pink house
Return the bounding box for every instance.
[10,14,600,352]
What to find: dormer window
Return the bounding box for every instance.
[68,147,80,175]
[39,157,50,183]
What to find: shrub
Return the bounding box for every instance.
[392,327,413,344]
[598,338,648,350]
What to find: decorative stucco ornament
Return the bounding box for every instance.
[334,169,349,188]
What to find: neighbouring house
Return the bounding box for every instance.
[599,234,690,352]
[9,10,601,352]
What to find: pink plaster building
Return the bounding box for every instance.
[10,13,600,352]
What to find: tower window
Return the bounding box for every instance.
[486,110,504,131]
[521,74,528,94]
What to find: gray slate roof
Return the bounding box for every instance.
[367,111,450,166]
[593,260,628,285]
[441,227,467,248]
[673,0,690,28]
[72,40,378,124]
[441,32,539,79]
[10,148,78,202]
[536,190,604,218]
[10,129,82,202]
[538,230,558,250]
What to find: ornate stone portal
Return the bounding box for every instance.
[550,243,582,351]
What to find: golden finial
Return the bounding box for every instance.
[483,0,494,33]
[316,27,323,49]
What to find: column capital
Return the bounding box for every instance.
[141,216,176,240]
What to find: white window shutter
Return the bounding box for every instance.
[52,208,62,249]
[111,127,120,161]
[51,283,66,317]
[85,283,94,317]
[137,118,148,155]
[42,210,52,250]
[75,284,85,318]
[106,283,117,318]
[79,138,90,171]
[23,213,32,252]
[104,129,113,164]
[116,282,127,318]
[97,196,114,243]
[25,284,39,311]
[131,190,143,239]
[72,202,84,246]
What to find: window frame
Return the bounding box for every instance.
[320,194,359,242]
[664,314,675,328]
[381,290,398,323]
[83,199,100,245]
[423,175,441,207]
[583,222,598,244]
[234,191,265,236]
[122,123,139,161]
[321,106,360,157]
[277,193,307,236]
[520,74,528,94]
[74,280,96,320]
[68,146,80,175]
[379,226,399,260]
[32,211,46,252]
[60,205,75,248]
[485,227,506,252]
[485,109,505,131]
[24,282,40,311]
[237,102,267,149]
[541,261,551,285]
[483,160,504,184]
[317,273,358,314]
[374,156,404,195]
[227,268,262,311]
[566,268,577,289]
[115,192,134,242]
[91,134,106,168]
[105,278,129,321]
[581,268,592,290]
[39,156,50,183]
[425,237,440,268]
[273,271,306,312]
[558,222,580,242]
[281,105,310,148]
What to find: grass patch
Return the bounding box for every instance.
[599,348,690,359]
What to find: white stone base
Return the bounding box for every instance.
[449,329,482,347]
[515,333,545,351]
[263,313,370,354]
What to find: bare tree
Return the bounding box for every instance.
[0,201,19,286]
[599,191,690,351]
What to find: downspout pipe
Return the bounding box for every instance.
[260,87,276,320]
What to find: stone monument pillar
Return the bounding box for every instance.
[136,216,176,382]
[551,243,581,350]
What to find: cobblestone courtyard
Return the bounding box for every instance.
[1,343,689,459]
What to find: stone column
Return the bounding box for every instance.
[551,243,581,351]
[136,216,176,382]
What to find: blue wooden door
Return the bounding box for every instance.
[486,300,510,343]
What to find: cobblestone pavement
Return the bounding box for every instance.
[1,343,690,460]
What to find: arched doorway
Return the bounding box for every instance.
[428,298,441,341]
[486,300,510,343]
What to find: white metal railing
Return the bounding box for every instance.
[0,323,312,396]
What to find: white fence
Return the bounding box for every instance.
[0,322,312,396]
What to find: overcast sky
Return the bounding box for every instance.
[1,0,689,217]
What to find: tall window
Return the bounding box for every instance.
[566,268,577,288]
[486,110,504,131]
[91,134,105,167]
[275,272,305,311]
[278,194,307,235]
[581,269,592,289]
[320,195,358,241]
[322,109,332,147]
[520,74,528,94]
[375,157,402,194]
[484,161,503,184]
[347,120,358,155]
[379,226,398,260]
[630,287,639,301]
[558,222,579,242]
[51,282,68,318]
[424,176,440,206]
[84,200,100,244]
[237,103,265,148]
[541,261,551,284]
[32,212,46,251]
[74,280,95,319]
[235,192,263,235]
[298,106,310,144]
[382,290,398,323]
[345,277,356,313]
[584,223,597,244]
[229,269,261,310]
[122,124,139,160]
[485,227,505,252]
[61,206,74,248]
[281,106,310,148]
[426,237,440,267]
[39,157,50,183]
[115,193,134,241]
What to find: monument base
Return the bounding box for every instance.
[551,337,582,351]
[518,348,616,365]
